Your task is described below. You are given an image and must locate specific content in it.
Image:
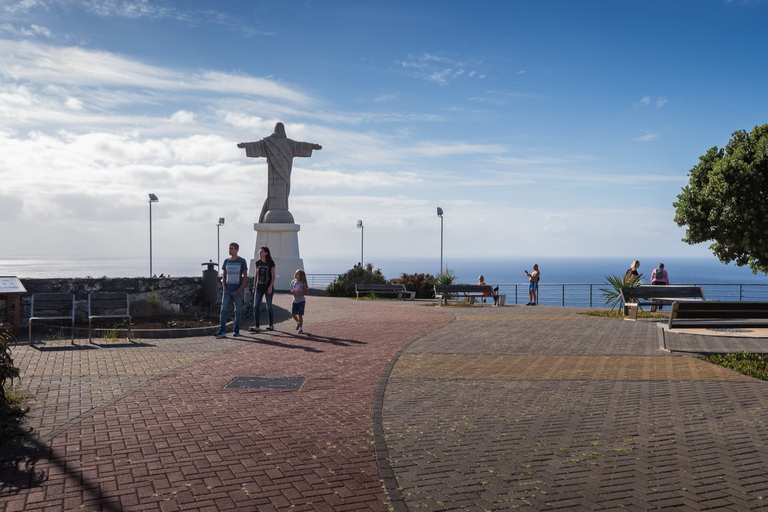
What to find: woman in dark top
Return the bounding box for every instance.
[625,260,642,279]
[249,246,276,332]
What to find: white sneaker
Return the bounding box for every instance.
[297,327,303,334]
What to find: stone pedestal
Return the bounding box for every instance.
[251,223,303,291]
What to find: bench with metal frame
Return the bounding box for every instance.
[621,285,705,320]
[89,292,132,343]
[434,284,506,307]
[28,293,76,346]
[355,283,416,300]
[668,301,768,329]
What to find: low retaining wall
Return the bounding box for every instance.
[9,277,222,326]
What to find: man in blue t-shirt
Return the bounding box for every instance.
[214,242,248,338]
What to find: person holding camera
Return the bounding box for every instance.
[525,264,540,306]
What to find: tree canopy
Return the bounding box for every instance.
[674,124,768,274]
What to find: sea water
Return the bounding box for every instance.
[2,255,768,285]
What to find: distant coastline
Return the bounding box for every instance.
[2,256,768,286]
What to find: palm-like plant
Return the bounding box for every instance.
[600,274,643,311]
[434,267,458,286]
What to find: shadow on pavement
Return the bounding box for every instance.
[0,418,122,511]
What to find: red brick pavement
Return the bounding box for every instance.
[1,299,451,511]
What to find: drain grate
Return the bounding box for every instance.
[225,376,306,390]
[707,328,753,333]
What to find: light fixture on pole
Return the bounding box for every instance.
[357,220,364,266]
[148,193,159,277]
[437,207,444,274]
[216,217,225,271]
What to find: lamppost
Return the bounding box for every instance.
[357,220,364,266]
[148,193,158,277]
[437,207,444,274]
[216,217,225,271]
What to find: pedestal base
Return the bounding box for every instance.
[252,223,303,291]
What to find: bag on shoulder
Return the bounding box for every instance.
[625,268,634,278]
[653,268,664,280]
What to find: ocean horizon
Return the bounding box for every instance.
[2,255,768,286]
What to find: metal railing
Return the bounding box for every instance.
[496,283,768,307]
[305,276,768,306]
[306,273,338,288]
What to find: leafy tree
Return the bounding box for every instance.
[674,124,768,274]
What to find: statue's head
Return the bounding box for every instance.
[272,122,286,138]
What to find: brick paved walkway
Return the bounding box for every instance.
[0,295,450,511]
[3,299,768,511]
[381,306,768,511]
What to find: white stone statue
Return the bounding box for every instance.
[237,122,322,224]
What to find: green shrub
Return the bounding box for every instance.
[0,324,20,405]
[147,287,162,309]
[325,265,388,297]
[702,351,768,381]
[389,272,436,299]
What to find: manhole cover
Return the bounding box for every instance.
[225,377,306,390]
[707,328,753,333]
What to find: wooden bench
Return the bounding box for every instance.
[28,293,76,346]
[621,285,705,320]
[89,292,132,343]
[355,284,415,300]
[668,301,768,329]
[434,284,506,307]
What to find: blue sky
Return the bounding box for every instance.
[1,0,767,267]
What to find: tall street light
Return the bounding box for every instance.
[148,193,158,277]
[437,207,444,274]
[216,217,225,271]
[357,220,364,265]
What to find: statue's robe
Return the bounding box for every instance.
[241,135,316,223]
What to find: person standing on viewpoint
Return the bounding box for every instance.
[651,262,670,310]
[290,269,309,334]
[214,243,248,338]
[249,246,276,333]
[525,264,540,306]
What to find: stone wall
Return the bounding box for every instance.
[5,277,222,325]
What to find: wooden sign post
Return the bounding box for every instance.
[1,277,27,337]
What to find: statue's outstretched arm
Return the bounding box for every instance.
[313,144,322,150]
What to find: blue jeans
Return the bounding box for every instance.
[254,289,274,327]
[219,289,244,334]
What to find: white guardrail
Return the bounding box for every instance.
[305,276,768,307]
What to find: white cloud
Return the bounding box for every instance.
[634,133,659,142]
[1,0,46,14]
[373,93,399,102]
[400,52,484,85]
[0,23,51,37]
[656,97,668,108]
[638,96,651,106]
[170,110,195,124]
[0,39,312,104]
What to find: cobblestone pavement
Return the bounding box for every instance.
[381,306,768,511]
[4,300,768,511]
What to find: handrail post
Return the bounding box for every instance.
[589,284,593,307]
[740,284,743,302]
[562,284,565,307]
